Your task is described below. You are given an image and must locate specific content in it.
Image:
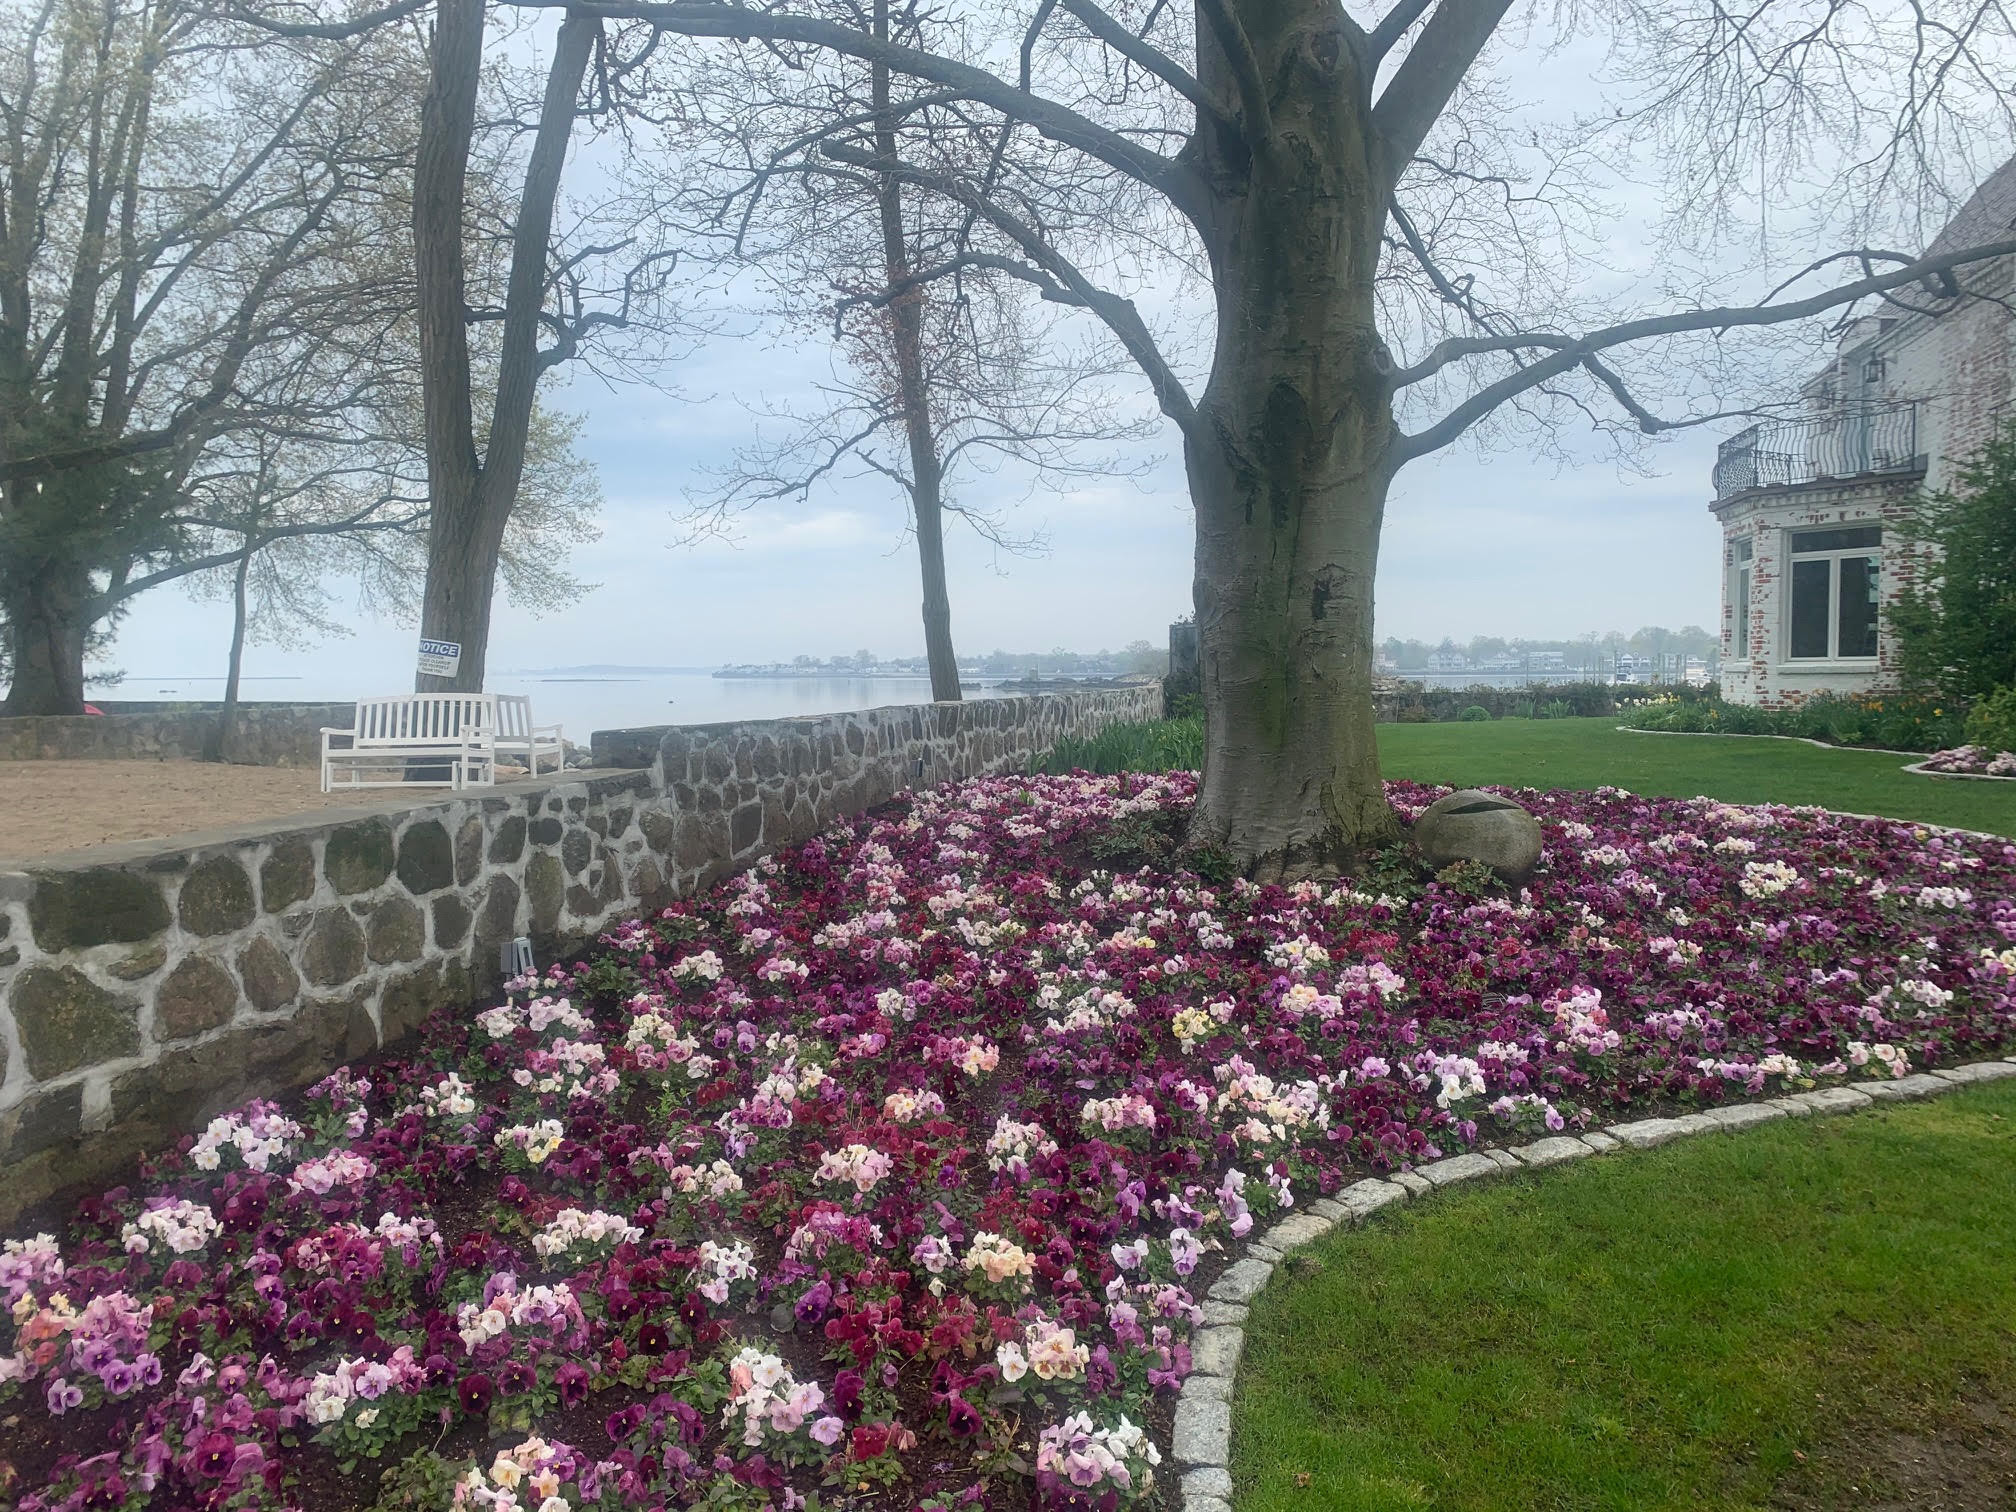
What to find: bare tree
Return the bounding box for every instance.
[508,0,2016,875]
[659,0,1151,700]
[409,2,680,694]
[180,400,599,755]
[0,0,427,714]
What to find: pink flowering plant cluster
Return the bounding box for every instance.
[3,773,2014,1512]
[1919,745,2016,777]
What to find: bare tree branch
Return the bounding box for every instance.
[1056,0,1221,125]
[1398,233,2016,458]
[819,137,1197,431]
[1371,0,1514,182]
[510,0,1210,221]
[1368,0,1439,64]
[1195,0,1272,142]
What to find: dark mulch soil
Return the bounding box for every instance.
[1775,1386,2016,1510]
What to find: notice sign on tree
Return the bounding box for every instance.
[417,639,462,679]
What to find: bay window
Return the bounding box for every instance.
[1729,538,1753,658]
[1786,526,1881,660]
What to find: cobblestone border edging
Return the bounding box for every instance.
[1900,759,2016,782]
[1613,724,1925,759]
[1168,1052,2016,1512]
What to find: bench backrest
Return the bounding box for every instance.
[352,693,497,748]
[495,693,537,739]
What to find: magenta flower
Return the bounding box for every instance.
[457,1372,494,1415]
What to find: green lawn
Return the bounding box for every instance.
[1044,715,2016,836]
[1232,1081,2016,1512]
[1376,717,2016,835]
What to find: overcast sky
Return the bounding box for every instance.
[101,354,1729,686]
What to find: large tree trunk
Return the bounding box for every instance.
[913,485,961,701]
[1184,1,1402,876]
[872,0,961,703]
[416,478,510,693]
[208,546,252,761]
[1,560,91,716]
[411,0,592,695]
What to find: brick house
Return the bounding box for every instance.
[1713,155,2015,706]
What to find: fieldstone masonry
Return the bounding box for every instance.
[0,686,1159,1222]
[0,702,353,765]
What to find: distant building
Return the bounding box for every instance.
[1426,650,1469,672]
[1711,156,2015,707]
[1526,650,1568,673]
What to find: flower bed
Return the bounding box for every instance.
[3,773,2015,1512]
[1911,745,2016,778]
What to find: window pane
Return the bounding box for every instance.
[1734,538,1753,563]
[1790,525,1881,553]
[1838,555,1879,657]
[1789,559,1832,657]
[1736,568,1751,656]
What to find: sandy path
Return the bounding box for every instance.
[0,761,526,861]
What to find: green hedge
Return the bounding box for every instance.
[1387,681,1650,723]
[1619,690,1967,752]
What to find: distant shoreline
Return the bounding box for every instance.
[712,671,1010,682]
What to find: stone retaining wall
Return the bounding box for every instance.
[0,703,354,765]
[0,686,1158,1222]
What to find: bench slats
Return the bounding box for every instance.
[321,693,565,791]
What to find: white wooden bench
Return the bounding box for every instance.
[495,694,564,777]
[321,694,498,792]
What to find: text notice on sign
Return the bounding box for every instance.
[417,639,462,678]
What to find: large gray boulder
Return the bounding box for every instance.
[1411,789,1543,884]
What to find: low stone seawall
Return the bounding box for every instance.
[0,702,354,765]
[0,686,1158,1223]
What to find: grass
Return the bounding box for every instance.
[1231,1081,2016,1512]
[1040,715,2016,836]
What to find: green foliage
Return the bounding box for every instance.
[1459,705,1491,722]
[1036,717,1203,775]
[1361,843,1432,902]
[1185,843,1238,885]
[1890,420,2016,699]
[578,955,640,1000]
[1619,690,1965,752]
[1962,684,2016,754]
[1232,1081,2016,1512]
[1390,680,1628,722]
[1086,812,1176,865]
[371,1448,465,1512]
[1431,857,1499,896]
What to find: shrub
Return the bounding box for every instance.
[1964,685,2016,755]
[1890,419,2016,699]
[1385,680,1628,723]
[1620,691,1966,752]
[1461,705,1492,721]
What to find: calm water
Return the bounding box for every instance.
[493,673,1013,740]
[119,672,1004,742]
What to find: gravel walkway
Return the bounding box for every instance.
[0,760,541,861]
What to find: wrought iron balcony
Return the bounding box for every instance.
[1713,401,1925,500]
